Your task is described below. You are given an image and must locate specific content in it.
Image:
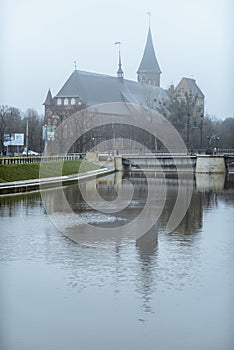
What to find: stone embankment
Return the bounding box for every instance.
[0,167,114,196]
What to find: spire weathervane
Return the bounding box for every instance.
[114,41,121,51]
[146,11,151,27]
[74,61,77,70]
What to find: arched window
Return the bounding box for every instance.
[57,98,62,105]
[71,98,76,105]
[64,98,69,105]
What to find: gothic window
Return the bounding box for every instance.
[64,98,69,105]
[71,98,76,105]
[57,98,62,105]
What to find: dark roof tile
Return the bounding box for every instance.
[137,28,161,74]
[55,69,168,109]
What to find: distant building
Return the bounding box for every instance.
[175,77,204,117]
[43,25,204,152]
[43,27,167,128]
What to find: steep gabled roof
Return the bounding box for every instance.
[56,70,82,98]
[176,77,204,98]
[55,69,168,110]
[137,28,161,74]
[56,70,124,104]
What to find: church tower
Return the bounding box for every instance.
[137,27,161,87]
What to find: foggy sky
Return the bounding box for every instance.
[1,0,233,119]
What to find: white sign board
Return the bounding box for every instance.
[4,133,24,146]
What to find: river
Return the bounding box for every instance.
[0,172,234,350]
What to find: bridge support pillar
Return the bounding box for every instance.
[196,155,226,174]
[114,156,123,171]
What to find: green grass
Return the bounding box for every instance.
[0,160,101,182]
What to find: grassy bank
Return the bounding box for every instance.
[0,160,100,182]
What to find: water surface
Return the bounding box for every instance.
[0,172,234,350]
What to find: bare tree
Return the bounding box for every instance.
[23,109,44,152]
[0,105,9,152]
[0,105,22,153]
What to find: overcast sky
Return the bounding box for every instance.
[1,0,233,119]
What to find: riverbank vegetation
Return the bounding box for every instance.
[0,160,100,182]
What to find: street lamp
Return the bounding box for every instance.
[206,134,220,154]
[200,114,204,152]
[154,133,157,153]
[59,115,64,155]
[186,113,190,149]
[90,137,95,150]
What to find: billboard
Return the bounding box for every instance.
[42,126,55,141]
[4,133,24,146]
[47,126,55,141]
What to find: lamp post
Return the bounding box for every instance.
[186,113,190,149]
[26,120,29,156]
[59,115,64,155]
[200,114,204,152]
[154,133,157,153]
[90,137,95,150]
[89,128,94,151]
[42,124,48,156]
[206,134,220,154]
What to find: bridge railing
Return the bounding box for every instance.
[0,153,82,165]
[220,149,234,155]
[120,149,234,156]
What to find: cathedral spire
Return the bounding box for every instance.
[115,41,124,79]
[137,24,161,86]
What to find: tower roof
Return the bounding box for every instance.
[43,89,54,106]
[117,50,124,78]
[176,77,204,98]
[137,28,161,74]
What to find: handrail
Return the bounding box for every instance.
[0,154,82,165]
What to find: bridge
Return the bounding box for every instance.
[1,151,234,173]
[116,152,234,173]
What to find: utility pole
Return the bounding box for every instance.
[26,120,29,156]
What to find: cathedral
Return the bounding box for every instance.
[43,27,169,125]
[43,26,204,151]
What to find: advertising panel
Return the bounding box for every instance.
[46,126,55,141]
[4,133,24,146]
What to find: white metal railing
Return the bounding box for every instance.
[1,150,234,166]
[0,154,82,165]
